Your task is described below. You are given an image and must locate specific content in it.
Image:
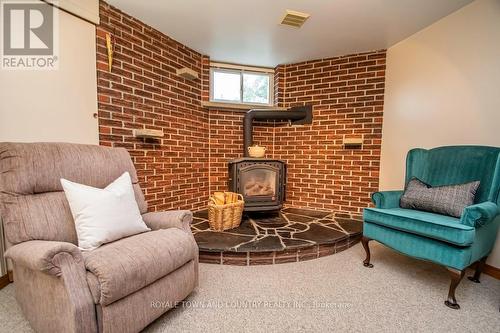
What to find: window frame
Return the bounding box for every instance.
[209,64,274,106]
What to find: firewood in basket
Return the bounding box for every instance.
[213,192,225,205]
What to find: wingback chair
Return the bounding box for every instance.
[362,146,500,309]
[0,142,199,333]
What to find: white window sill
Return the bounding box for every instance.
[201,101,286,111]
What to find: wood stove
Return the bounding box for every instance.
[228,158,286,211]
[227,105,312,212]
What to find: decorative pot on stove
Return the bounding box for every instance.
[247,144,266,158]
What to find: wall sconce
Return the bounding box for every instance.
[133,129,164,139]
[343,137,363,148]
[176,67,199,80]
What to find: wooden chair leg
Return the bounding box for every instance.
[468,256,487,283]
[444,268,465,310]
[361,236,373,268]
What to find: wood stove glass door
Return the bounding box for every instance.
[239,165,278,204]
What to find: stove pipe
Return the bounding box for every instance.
[243,105,313,157]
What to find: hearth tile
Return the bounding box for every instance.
[320,223,344,232]
[255,225,267,234]
[223,251,248,258]
[317,219,344,230]
[249,259,274,265]
[335,237,349,247]
[222,251,248,265]
[294,223,348,244]
[318,243,336,257]
[255,222,289,229]
[249,251,275,265]
[191,221,210,231]
[286,223,309,231]
[297,245,318,255]
[252,216,289,228]
[274,256,298,264]
[336,219,363,235]
[334,212,351,219]
[192,217,206,224]
[298,253,318,261]
[282,208,330,219]
[199,251,222,264]
[222,257,248,266]
[277,231,292,238]
[281,238,313,249]
[235,236,285,252]
[273,248,299,263]
[283,213,315,223]
[194,207,365,265]
[226,220,258,236]
[334,238,350,253]
[349,234,362,243]
[335,244,349,253]
[193,210,208,219]
[249,251,275,258]
[195,231,254,251]
[274,248,298,258]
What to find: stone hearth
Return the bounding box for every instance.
[191,208,363,265]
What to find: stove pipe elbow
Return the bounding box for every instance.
[243,105,312,157]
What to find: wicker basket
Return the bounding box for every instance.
[208,194,244,231]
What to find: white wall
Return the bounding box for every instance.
[0,1,99,277]
[381,0,500,268]
[48,0,100,24]
[0,4,99,144]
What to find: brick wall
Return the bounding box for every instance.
[97,1,385,214]
[206,51,386,214]
[275,51,386,214]
[96,2,209,212]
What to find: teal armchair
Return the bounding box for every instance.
[362,146,500,309]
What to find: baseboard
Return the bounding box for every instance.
[483,264,500,280]
[0,273,10,289]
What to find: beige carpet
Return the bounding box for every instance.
[1,243,499,332]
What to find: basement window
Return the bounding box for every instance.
[210,63,274,106]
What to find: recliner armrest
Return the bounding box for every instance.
[371,190,404,209]
[5,240,97,332]
[142,210,193,233]
[4,240,83,276]
[460,201,499,228]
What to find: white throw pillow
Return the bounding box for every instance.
[61,172,150,251]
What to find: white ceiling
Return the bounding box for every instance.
[107,0,473,67]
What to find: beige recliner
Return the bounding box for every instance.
[0,142,199,333]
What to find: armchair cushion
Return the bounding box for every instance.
[142,210,193,233]
[460,201,499,228]
[5,240,83,276]
[372,190,404,209]
[364,208,475,246]
[83,228,197,306]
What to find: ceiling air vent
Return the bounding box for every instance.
[280,10,310,28]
